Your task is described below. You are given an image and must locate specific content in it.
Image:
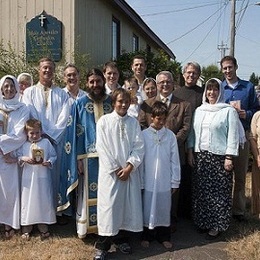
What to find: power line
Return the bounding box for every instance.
[166,2,228,45]
[182,5,226,62]
[140,2,220,17]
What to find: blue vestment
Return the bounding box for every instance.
[58,94,112,235]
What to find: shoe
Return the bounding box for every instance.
[40,231,50,241]
[232,214,247,222]
[205,230,220,240]
[116,242,132,254]
[162,241,173,249]
[196,228,208,234]
[141,240,150,248]
[21,232,30,241]
[57,215,69,225]
[93,249,107,260]
[5,228,15,240]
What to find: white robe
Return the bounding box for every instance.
[17,138,57,225]
[22,83,70,207]
[62,87,86,107]
[141,126,181,229]
[0,105,29,229]
[96,111,144,236]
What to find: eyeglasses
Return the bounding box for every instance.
[157,81,172,86]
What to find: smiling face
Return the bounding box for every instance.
[131,58,146,81]
[206,84,220,104]
[113,93,131,117]
[221,60,238,84]
[1,78,17,99]
[86,74,105,99]
[143,81,157,98]
[64,67,80,91]
[27,126,42,142]
[103,66,119,88]
[39,60,55,86]
[157,73,174,98]
[183,64,200,87]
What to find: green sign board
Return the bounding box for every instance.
[26,11,62,62]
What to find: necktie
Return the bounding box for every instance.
[162,97,169,106]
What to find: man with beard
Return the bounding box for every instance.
[58,69,113,238]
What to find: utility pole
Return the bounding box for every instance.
[229,0,236,56]
[218,41,228,59]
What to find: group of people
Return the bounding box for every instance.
[0,54,259,260]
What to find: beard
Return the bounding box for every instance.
[86,86,106,102]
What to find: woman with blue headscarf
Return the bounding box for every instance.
[187,78,245,239]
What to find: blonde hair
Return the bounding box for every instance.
[17,73,33,86]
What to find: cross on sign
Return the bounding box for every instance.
[39,14,46,27]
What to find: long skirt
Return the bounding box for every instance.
[192,151,233,232]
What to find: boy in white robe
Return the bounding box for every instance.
[141,101,181,249]
[17,119,57,240]
[94,88,144,260]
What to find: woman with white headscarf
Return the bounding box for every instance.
[0,75,29,239]
[187,78,245,240]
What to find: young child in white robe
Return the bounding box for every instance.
[94,88,144,260]
[17,119,57,240]
[123,76,143,118]
[140,101,181,249]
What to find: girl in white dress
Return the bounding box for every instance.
[17,119,57,240]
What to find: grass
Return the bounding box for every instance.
[0,223,96,260]
[225,172,260,260]
[1,172,260,259]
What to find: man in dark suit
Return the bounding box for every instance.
[139,71,192,232]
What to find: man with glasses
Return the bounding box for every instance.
[139,71,192,232]
[173,62,204,220]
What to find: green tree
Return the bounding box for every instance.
[115,49,182,85]
[249,72,259,86]
[201,64,223,83]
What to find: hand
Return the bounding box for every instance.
[257,155,260,168]
[187,150,195,167]
[224,158,233,172]
[77,159,84,175]
[238,109,246,119]
[42,161,51,167]
[116,163,133,181]
[171,188,178,194]
[3,153,17,164]
[21,156,36,164]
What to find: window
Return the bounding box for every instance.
[133,34,139,52]
[112,17,120,60]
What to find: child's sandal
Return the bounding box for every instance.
[5,228,15,239]
[21,232,30,241]
[40,231,50,241]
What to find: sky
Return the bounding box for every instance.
[125,0,260,80]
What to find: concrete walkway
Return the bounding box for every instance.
[106,218,229,260]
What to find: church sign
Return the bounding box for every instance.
[26,11,62,61]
